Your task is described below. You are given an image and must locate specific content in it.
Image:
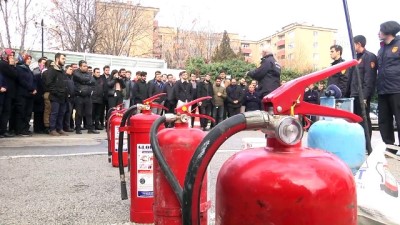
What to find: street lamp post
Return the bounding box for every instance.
[41,19,44,57]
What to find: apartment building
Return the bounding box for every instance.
[94,1,336,71]
[242,23,337,71]
[94,0,159,57]
[153,26,241,69]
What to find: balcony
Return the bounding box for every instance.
[276,39,285,47]
[241,48,251,54]
[277,49,285,58]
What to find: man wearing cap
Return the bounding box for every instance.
[377,20,400,154]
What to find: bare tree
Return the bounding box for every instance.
[50,0,99,52]
[16,0,35,51]
[0,0,13,48]
[94,2,154,56]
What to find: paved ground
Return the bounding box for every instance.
[0,128,399,225]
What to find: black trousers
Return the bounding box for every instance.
[92,102,104,128]
[353,96,372,138]
[75,96,93,130]
[15,96,34,134]
[0,93,13,134]
[378,93,400,145]
[63,100,73,130]
[227,106,240,118]
[164,100,176,128]
[108,91,123,109]
[100,97,108,126]
[190,103,198,128]
[199,104,212,128]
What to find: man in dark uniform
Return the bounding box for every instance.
[73,60,99,134]
[347,35,377,138]
[376,21,400,154]
[246,46,281,99]
[328,45,348,95]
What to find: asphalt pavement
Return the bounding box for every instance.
[0,128,399,225]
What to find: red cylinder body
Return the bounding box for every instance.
[128,109,162,223]
[216,138,357,225]
[154,122,210,225]
[108,112,128,167]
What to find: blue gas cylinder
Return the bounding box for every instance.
[307,119,365,174]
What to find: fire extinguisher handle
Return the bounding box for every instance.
[176,96,216,123]
[149,102,168,111]
[143,92,166,105]
[263,60,362,123]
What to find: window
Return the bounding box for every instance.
[242,43,249,48]
[313,53,319,60]
[313,42,318,48]
[288,31,295,39]
[313,31,318,37]
[244,53,250,57]
[288,42,295,49]
[288,53,293,60]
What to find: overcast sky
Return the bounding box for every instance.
[140,0,399,58]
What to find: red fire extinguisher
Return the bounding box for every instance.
[149,97,214,225]
[106,104,128,166]
[180,60,362,225]
[118,93,167,224]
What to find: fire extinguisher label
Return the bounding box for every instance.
[114,126,128,152]
[137,144,154,197]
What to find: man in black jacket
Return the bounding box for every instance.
[247,46,281,99]
[197,74,214,130]
[0,49,17,138]
[92,68,105,130]
[163,74,176,127]
[46,53,68,136]
[132,71,148,105]
[376,21,400,154]
[226,78,244,117]
[174,71,193,105]
[328,45,348,95]
[347,35,377,138]
[73,60,99,134]
[63,65,75,132]
[148,71,166,114]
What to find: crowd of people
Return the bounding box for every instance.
[0,47,281,137]
[0,21,399,156]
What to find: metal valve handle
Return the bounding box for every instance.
[175,96,216,123]
[141,93,168,111]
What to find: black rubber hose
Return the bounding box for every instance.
[182,114,247,225]
[149,116,183,206]
[342,0,372,155]
[118,105,137,200]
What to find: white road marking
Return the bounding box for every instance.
[0,152,107,160]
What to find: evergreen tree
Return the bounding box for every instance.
[212,30,237,62]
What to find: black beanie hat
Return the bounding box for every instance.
[380,21,400,36]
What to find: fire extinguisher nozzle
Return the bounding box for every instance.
[121,181,128,200]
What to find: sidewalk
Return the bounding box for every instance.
[0,130,106,148]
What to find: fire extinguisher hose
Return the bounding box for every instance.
[118,105,137,200]
[150,116,184,206]
[182,114,247,225]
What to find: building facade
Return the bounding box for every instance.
[243,23,337,71]
[94,1,337,71]
[94,0,159,57]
